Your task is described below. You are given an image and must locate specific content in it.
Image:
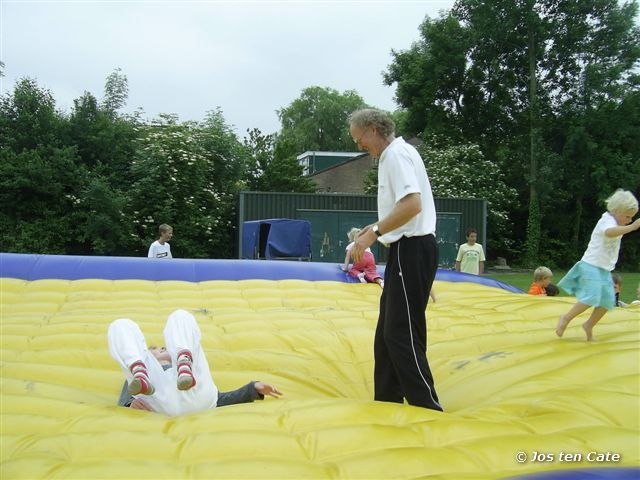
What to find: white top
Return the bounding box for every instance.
[377,137,436,244]
[456,243,486,275]
[148,240,172,259]
[346,241,371,253]
[581,212,621,271]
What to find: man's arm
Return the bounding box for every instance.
[351,193,422,263]
[341,249,351,272]
[374,192,422,237]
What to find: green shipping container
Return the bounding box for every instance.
[237,192,487,268]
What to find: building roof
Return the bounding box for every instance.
[307,152,370,177]
[296,151,362,160]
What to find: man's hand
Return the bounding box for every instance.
[130,398,155,411]
[351,225,376,263]
[254,382,283,399]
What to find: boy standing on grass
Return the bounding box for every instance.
[148,224,173,259]
[455,228,485,275]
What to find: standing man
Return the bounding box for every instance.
[349,109,443,412]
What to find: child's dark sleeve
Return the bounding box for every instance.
[118,381,134,407]
[217,382,263,407]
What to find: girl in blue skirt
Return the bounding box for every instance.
[556,190,639,341]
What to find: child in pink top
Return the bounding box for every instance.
[341,227,383,287]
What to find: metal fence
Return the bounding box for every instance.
[236,191,487,266]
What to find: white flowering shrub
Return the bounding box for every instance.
[421,143,517,253]
[364,142,517,255]
[128,111,247,258]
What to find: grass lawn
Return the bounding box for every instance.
[484,270,640,304]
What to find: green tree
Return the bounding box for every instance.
[63,70,139,254]
[0,77,63,152]
[419,143,517,255]
[0,78,89,254]
[384,0,640,266]
[364,142,517,255]
[67,90,137,185]
[546,90,640,269]
[276,86,368,156]
[74,177,133,255]
[128,111,246,258]
[0,147,88,254]
[102,67,129,115]
[244,128,316,192]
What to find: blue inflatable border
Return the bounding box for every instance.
[0,253,523,293]
[507,467,639,480]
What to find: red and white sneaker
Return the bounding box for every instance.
[176,349,196,391]
[128,360,155,395]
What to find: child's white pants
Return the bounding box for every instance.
[108,309,218,416]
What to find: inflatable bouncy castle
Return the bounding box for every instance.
[1,253,638,479]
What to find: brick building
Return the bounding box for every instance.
[297,150,374,194]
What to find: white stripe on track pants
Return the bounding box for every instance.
[373,234,443,411]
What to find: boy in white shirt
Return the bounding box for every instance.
[148,224,173,259]
[455,228,485,275]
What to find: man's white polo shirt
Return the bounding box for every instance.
[377,137,436,244]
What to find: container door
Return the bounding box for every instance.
[435,212,461,268]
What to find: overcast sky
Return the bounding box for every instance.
[1,0,454,138]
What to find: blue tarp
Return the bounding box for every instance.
[242,219,311,260]
[0,253,523,292]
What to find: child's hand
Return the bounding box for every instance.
[632,218,640,230]
[254,382,283,399]
[130,398,154,411]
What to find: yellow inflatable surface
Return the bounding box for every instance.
[1,277,638,479]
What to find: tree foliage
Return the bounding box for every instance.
[102,67,129,115]
[364,142,517,254]
[0,79,88,253]
[419,143,517,251]
[244,128,316,193]
[384,0,640,268]
[1,75,314,258]
[276,86,368,157]
[127,111,247,258]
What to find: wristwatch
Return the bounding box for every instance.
[372,224,382,237]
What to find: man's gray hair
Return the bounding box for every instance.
[349,109,395,139]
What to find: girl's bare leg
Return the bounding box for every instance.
[556,302,590,337]
[582,307,607,341]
